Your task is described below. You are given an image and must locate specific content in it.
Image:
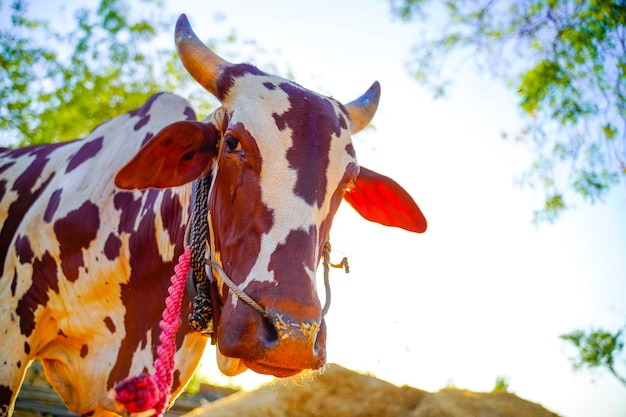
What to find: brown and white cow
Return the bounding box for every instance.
[0,14,426,417]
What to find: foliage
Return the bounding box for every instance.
[389,0,626,224]
[182,370,205,396]
[0,0,228,147]
[492,375,512,392]
[560,326,626,386]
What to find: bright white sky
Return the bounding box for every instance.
[12,1,626,416]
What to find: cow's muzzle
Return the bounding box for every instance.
[215,295,327,378]
[207,243,348,377]
[249,308,326,377]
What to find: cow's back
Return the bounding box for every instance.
[0,93,207,416]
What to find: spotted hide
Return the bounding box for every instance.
[0,14,426,417]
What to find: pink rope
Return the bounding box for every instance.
[114,246,191,416]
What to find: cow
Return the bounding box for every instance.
[0,14,426,417]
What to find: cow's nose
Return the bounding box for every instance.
[216,289,327,376]
[238,307,326,376]
[262,308,322,353]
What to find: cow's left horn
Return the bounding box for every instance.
[175,14,230,96]
[344,81,381,134]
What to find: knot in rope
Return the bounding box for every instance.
[321,242,349,316]
[114,372,163,414]
[113,246,191,417]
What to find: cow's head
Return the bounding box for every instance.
[115,14,426,378]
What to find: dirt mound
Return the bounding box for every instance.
[182,364,559,417]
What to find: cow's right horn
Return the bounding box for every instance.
[344,81,381,134]
[175,14,230,96]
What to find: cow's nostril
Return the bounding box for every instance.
[261,315,279,349]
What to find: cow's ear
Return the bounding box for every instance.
[343,166,427,233]
[115,121,219,189]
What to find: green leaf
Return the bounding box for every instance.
[603,124,617,140]
[533,193,566,225]
[561,327,626,385]
[391,0,626,223]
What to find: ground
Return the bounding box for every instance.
[15,362,559,417]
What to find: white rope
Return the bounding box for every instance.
[205,259,267,317]
[206,242,349,319]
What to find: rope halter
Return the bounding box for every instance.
[206,241,349,321]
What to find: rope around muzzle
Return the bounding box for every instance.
[206,241,349,319]
[185,170,350,333]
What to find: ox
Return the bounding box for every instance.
[0,14,426,417]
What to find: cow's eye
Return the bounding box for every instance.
[224,136,242,153]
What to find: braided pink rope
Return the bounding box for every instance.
[114,246,191,416]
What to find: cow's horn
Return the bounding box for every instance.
[175,14,230,95]
[344,81,381,134]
